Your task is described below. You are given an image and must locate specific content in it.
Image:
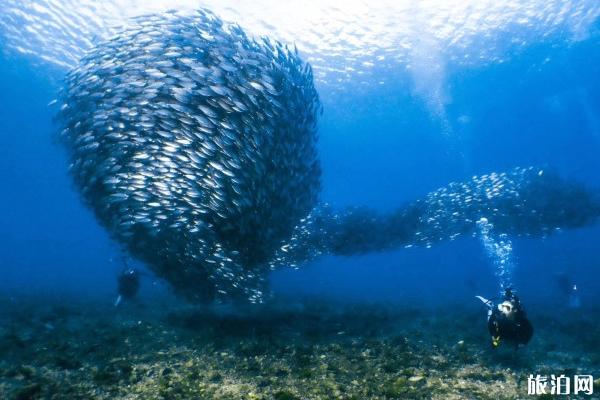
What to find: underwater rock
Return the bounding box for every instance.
[1,299,598,399]
[273,390,300,400]
[58,10,600,303]
[13,383,42,400]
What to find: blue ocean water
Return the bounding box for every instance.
[2,3,600,399]
[0,2,599,309]
[277,35,600,307]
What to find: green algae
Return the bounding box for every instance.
[0,298,598,399]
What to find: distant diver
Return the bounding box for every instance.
[114,260,154,306]
[57,9,600,303]
[568,284,581,309]
[555,272,581,309]
[114,255,150,306]
[114,267,141,307]
[477,289,533,348]
[115,268,139,306]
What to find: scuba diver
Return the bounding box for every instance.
[555,272,581,309]
[114,267,141,306]
[113,252,155,306]
[477,288,533,348]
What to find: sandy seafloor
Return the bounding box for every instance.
[1,294,599,400]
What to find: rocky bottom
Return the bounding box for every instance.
[1,295,599,400]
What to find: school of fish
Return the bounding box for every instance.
[58,10,600,303]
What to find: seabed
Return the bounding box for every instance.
[1,295,599,400]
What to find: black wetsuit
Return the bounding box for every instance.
[488,291,533,348]
[118,269,140,301]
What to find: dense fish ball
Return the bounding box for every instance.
[59,9,321,303]
[58,9,600,305]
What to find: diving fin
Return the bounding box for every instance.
[476,295,493,308]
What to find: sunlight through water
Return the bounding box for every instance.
[1,0,598,91]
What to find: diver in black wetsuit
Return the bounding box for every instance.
[114,268,141,306]
[477,288,533,348]
[555,272,581,309]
